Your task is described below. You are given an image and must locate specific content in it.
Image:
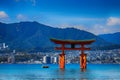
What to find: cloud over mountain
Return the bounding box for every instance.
[0,11,8,19]
[17,14,27,21]
[107,17,120,26]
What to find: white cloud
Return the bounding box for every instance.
[55,23,109,35]
[17,14,27,21]
[45,16,120,35]
[71,25,86,30]
[44,16,119,34]
[88,24,109,35]
[107,17,120,26]
[88,21,120,35]
[84,17,120,35]
[0,11,8,18]
[52,24,86,30]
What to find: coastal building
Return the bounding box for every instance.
[8,50,15,63]
[0,43,8,50]
[3,43,6,49]
[43,56,51,64]
[8,55,15,63]
[51,57,58,64]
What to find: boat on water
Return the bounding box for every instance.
[42,65,49,68]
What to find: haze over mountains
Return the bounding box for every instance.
[0,21,119,52]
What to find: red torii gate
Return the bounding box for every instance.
[50,38,95,69]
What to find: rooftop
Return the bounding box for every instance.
[50,38,95,44]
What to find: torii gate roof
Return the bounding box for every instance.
[50,38,95,45]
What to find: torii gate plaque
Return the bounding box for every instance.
[50,38,95,69]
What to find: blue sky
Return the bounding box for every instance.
[0,0,120,35]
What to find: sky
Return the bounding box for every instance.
[0,0,120,35]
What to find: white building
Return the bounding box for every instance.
[43,56,51,64]
[52,57,58,64]
[3,43,6,48]
[0,43,8,50]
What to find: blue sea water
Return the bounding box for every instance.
[0,64,120,80]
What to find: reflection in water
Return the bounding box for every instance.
[81,68,86,72]
[60,68,65,72]
[59,68,65,76]
[58,68,89,80]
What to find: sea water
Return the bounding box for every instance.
[0,64,120,80]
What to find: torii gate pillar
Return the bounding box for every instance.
[59,54,65,69]
[59,44,65,69]
[80,44,87,69]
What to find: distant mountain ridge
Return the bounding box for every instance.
[0,21,119,52]
[99,32,120,45]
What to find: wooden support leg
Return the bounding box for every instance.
[80,53,87,69]
[59,54,65,69]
